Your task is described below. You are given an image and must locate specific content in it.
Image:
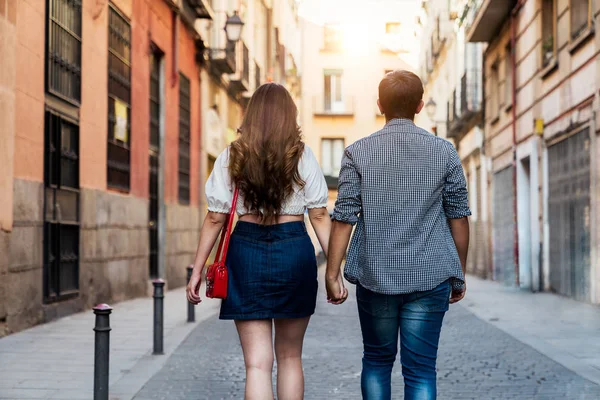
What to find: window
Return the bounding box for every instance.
[321,138,345,188]
[324,69,343,112]
[542,0,556,66]
[107,6,131,191]
[47,0,82,102]
[570,0,591,40]
[490,63,500,123]
[324,25,343,51]
[44,111,80,301]
[255,61,261,90]
[385,22,401,34]
[178,73,191,204]
[504,44,513,108]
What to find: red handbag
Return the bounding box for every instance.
[205,187,239,299]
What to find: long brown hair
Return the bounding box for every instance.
[229,83,305,222]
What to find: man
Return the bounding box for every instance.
[326,70,471,400]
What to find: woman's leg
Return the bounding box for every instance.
[235,319,275,400]
[274,317,311,400]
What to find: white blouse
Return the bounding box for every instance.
[206,145,329,215]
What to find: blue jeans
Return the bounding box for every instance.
[357,280,451,400]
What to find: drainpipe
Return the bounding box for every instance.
[172,10,180,87]
[511,0,525,287]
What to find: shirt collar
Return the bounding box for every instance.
[386,118,415,128]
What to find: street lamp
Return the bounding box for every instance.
[196,11,245,65]
[224,11,244,42]
[425,98,442,137]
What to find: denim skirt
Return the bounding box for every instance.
[219,221,318,320]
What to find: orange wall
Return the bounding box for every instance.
[79,1,109,190]
[10,0,203,204]
[13,0,45,182]
[178,22,201,207]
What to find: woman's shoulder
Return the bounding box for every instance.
[300,143,317,161]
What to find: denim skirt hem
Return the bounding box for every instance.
[219,311,315,320]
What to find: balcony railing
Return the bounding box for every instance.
[229,42,249,94]
[448,68,482,138]
[313,95,355,117]
[209,41,236,75]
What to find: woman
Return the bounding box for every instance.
[187,83,333,400]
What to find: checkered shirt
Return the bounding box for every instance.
[332,118,471,294]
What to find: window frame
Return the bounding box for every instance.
[107,4,132,192]
[541,0,557,69]
[178,72,191,205]
[385,22,401,34]
[569,0,592,42]
[43,110,81,303]
[320,138,345,189]
[323,69,344,113]
[46,0,83,104]
[489,62,500,124]
[323,24,343,52]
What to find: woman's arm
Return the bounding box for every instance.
[308,207,331,257]
[187,212,227,304]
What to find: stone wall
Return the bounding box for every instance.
[165,204,201,289]
[4,179,45,334]
[0,183,152,336]
[80,189,150,306]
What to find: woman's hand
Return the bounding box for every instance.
[326,274,348,305]
[186,268,203,305]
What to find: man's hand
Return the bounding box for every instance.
[449,285,466,304]
[326,274,348,305]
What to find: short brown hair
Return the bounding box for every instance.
[378,70,424,120]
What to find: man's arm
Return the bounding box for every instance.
[449,217,469,275]
[443,145,472,304]
[327,150,361,304]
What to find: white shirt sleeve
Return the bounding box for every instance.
[300,145,329,209]
[205,148,233,213]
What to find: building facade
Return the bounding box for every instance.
[415,0,491,279]
[465,0,600,304]
[299,0,419,206]
[0,0,302,336]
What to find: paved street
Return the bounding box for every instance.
[2,273,600,399]
[133,277,600,400]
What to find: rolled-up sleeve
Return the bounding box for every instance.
[332,150,361,225]
[443,146,471,219]
[301,146,329,209]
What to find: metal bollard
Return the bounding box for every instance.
[93,304,112,400]
[153,279,165,355]
[186,265,195,323]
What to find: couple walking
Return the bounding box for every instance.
[187,70,471,400]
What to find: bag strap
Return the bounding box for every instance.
[214,187,239,264]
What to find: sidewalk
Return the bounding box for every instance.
[464,275,600,386]
[0,286,221,400]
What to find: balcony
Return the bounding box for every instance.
[466,0,516,43]
[229,42,249,93]
[208,40,236,75]
[313,96,355,117]
[180,0,214,28]
[448,70,483,139]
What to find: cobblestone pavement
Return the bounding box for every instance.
[134,283,600,400]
